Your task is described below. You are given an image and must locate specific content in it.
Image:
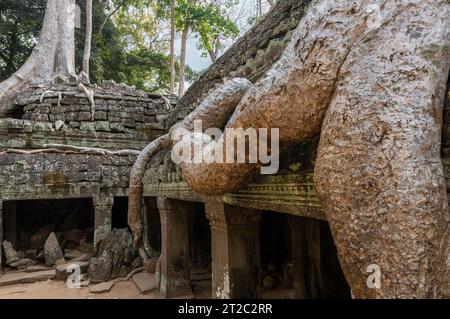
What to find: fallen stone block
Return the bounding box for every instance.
[25,265,53,273]
[44,232,64,266]
[89,281,115,293]
[2,240,23,265]
[8,258,37,270]
[131,272,158,294]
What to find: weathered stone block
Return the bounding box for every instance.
[44,232,64,267]
[49,113,65,122]
[123,119,136,128]
[9,139,27,148]
[156,114,167,123]
[108,113,121,122]
[80,122,96,132]
[95,121,111,132]
[78,112,93,121]
[65,112,78,121]
[69,121,81,128]
[30,113,49,122]
[94,111,108,120]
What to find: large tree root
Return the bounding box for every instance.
[128,0,450,298]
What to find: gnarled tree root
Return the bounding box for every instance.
[127,78,253,253]
[128,0,450,298]
[314,0,450,298]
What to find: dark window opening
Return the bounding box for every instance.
[2,198,94,268]
[111,197,129,229]
[260,212,351,299]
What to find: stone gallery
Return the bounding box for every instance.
[0,0,449,300]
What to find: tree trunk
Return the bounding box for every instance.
[169,0,176,95]
[208,49,217,64]
[257,0,262,17]
[55,0,76,78]
[82,0,93,83]
[0,0,76,109]
[178,23,189,97]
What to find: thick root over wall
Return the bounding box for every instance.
[129,0,450,298]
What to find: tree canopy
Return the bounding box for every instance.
[0,0,267,94]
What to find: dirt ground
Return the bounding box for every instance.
[0,279,294,299]
[0,280,157,299]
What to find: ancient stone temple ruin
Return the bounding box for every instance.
[0,0,449,299]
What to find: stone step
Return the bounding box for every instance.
[0,270,55,287]
[89,281,115,293]
[25,265,53,273]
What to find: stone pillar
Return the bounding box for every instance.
[92,196,113,252]
[205,198,261,299]
[4,201,18,247]
[157,197,193,298]
[0,200,3,272]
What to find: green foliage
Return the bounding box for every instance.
[0,0,237,93]
[193,1,240,61]
[0,0,46,81]
[157,0,239,62]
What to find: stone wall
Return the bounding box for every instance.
[0,118,158,151]
[0,152,136,201]
[0,84,175,150]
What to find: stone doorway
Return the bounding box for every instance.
[289,215,351,299]
[259,212,351,299]
[188,203,212,299]
[1,198,94,271]
[260,211,294,298]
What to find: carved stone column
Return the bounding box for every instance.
[92,196,113,252]
[205,197,261,299]
[157,197,193,298]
